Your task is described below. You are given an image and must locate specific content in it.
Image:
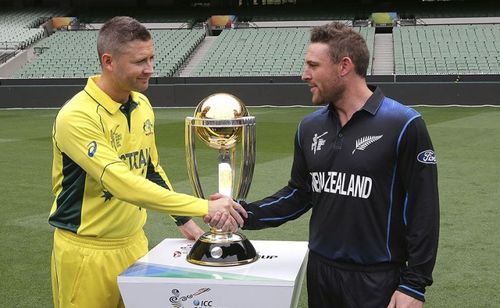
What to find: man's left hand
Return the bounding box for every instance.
[387,291,423,308]
[177,219,205,241]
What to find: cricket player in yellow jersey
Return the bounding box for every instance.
[49,16,245,308]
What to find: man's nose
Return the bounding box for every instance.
[301,69,311,81]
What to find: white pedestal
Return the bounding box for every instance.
[118,239,308,308]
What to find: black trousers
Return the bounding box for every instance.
[307,251,400,308]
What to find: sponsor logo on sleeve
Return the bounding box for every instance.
[87,141,97,157]
[417,149,437,164]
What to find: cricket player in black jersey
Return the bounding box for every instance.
[207,22,439,308]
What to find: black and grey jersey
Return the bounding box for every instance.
[243,87,439,301]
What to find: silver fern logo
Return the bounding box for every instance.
[352,135,383,154]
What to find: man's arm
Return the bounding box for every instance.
[396,117,440,302]
[207,128,311,230]
[242,185,312,230]
[54,109,208,217]
[244,128,312,229]
[144,132,203,235]
[205,127,311,231]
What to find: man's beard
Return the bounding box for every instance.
[313,83,345,106]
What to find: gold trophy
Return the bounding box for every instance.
[185,93,258,266]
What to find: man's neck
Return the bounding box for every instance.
[96,75,129,104]
[334,81,373,127]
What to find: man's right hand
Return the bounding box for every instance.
[207,194,247,232]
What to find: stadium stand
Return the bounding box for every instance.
[191,28,310,77]
[0,8,67,50]
[1,2,499,79]
[13,29,206,78]
[151,29,206,77]
[0,28,45,50]
[249,9,355,22]
[14,31,99,78]
[77,9,200,25]
[360,27,375,75]
[8,22,499,78]
[1,2,499,107]
[1,8,55,28]
[190,27,375,77]
[0,50,17,64]
[393,24,500,75]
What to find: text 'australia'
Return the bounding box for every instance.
[120,148,150,170]
[310,171,372,199]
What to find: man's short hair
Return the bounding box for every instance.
[310,22,370,77]
[97,16,151,63]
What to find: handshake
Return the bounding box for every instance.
[205,193,247,232]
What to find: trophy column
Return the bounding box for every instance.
[185,93,258,267]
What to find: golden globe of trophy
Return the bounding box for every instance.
[185,93,258,266]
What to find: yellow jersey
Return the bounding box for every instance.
[49,75,208,238]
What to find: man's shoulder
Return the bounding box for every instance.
[378,97,420,122]
[57,90,98,121]
[302,105,329,124]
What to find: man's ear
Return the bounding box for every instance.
[101,53,113,72]
[339,56,354,77]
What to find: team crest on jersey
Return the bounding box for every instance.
[110,125,122,150]
[143,119,154,136]
[311,131,328,154]
[352,135,383,155]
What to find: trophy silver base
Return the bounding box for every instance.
[187,231,258,266]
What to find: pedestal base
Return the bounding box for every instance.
[186,231,258,266]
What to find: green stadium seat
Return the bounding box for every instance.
[14,29,205,78]
[393,24,500,75]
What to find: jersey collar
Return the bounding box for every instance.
[362,85,385,115]
[326,85,385,116]
[84,75,141,114]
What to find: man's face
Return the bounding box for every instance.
[301,42,345,106]
[110,39,154,94]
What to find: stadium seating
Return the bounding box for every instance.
[152,29,206,77]
[77,10,198,24]
[249,10,355,21]
[14,29,206,78]
[359,27,375,75]
[393,24,500,75]
[14,31,99,78]
[9,21,499,78]
[0,8,67,50]
[0,27,44,50]
[191,27,375,77]
[191,28,309,77]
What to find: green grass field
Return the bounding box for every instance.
[1,106,499,307]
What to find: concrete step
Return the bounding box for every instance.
[372,33,394,75]
[178,35,217,77]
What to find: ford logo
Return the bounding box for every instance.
[417,150,436,164]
